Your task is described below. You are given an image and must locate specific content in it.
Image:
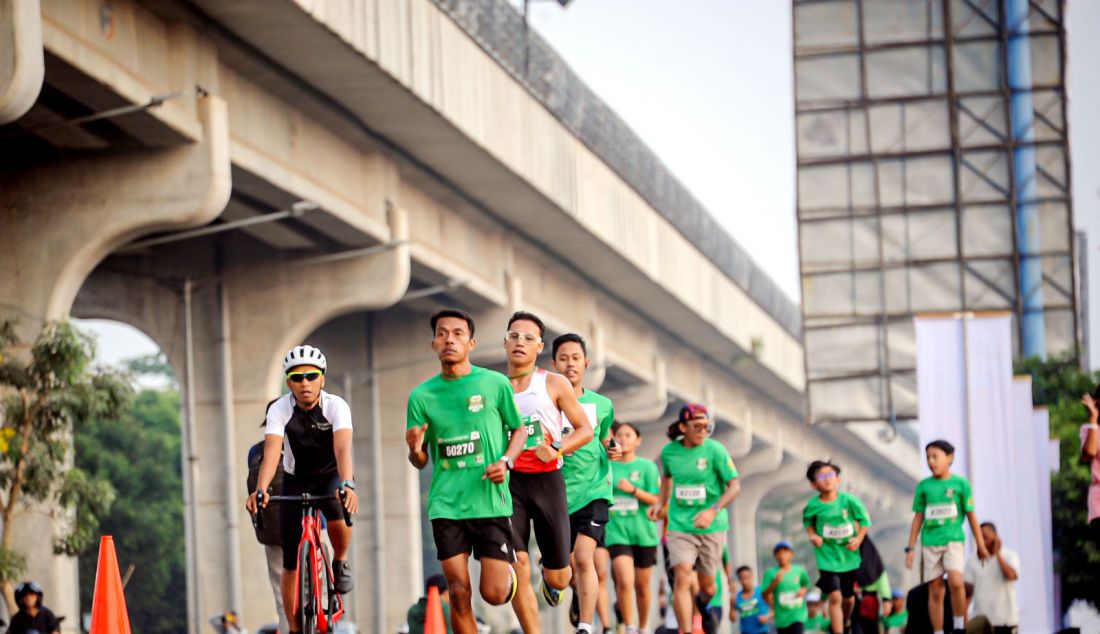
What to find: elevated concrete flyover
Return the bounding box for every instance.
[0,0,918,631]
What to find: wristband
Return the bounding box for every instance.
[710,503,720,512]
[499,455,514,470]
[904,545,915,553]
[340,480,356,491]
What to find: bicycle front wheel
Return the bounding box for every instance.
[299,543,318,634]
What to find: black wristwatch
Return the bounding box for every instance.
[340,480,356,491]
[904,545,915,553]
[499,455,514,470]
[551,440,563,451]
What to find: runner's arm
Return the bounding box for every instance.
[647,473,672,520]
[847,521,868,551]
[1083,423,1099,462]
[967,510,989,559]
[713,477,741,511]
[905,513,923,568]
[548,373,594,453]
[502,419,529,463]
[406,425,429,469]
[622,481,659,506]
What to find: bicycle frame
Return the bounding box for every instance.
[255,492,349,634]
[295,504,345,633]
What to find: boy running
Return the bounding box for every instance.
[405,310,529,634]
[607,422,661,634]
[804,591,826,633]
[802,460,871,634]
[551,332,623,634]
[761,541,811,634]
[905,439,989,634]
[732,566,771,634]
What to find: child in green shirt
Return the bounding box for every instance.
[805,590,826,633]
[905,439,989,634]
[761,541,811,634]
[803,460,870,634]
[881,590,908,634]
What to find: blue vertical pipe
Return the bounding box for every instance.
[1007,0,1046,356]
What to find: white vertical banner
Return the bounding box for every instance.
[1032,407,1056,631]
[915,316,969,476]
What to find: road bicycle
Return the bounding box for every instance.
[255,491,353,634]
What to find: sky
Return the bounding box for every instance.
[81,1,1100,369]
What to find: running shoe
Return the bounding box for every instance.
[540,575,565,607]
[333,560,354,594]
[569,588,580,626]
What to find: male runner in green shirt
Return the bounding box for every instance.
[803,460,871,634]
[552,333,623,634]
[906,439,989,634]
[761,541,811,634]
[406,309,530,634]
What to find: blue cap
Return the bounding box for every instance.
[891,589,904,599]
[774,540,794,552]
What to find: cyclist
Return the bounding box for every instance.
[246,344,359,634]
[607,421,661,634]
[504,311,593,634]
[406,309,528,634]
[551,333,623,634]
[648,404,740,634]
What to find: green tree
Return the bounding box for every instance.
[0,321,127,613]
[1015,355,1100,609]
[76,360,186,634]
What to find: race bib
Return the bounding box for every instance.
[438,431,484,470]
[674,484,707,506]
[823,522,854,539]
[925,502,958,520]
[611,497,640,513]
[778,591,802,608]
[512,414,545,449]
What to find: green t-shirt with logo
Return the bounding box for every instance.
[660,438,738,534]
[606,457,660,547]
[407,366,523,520]
[802,491,872,573]
[761,564,810,628]
[806,614,827,633]
[912,473,974,546]
[562,389,615,513]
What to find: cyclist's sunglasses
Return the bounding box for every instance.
[287,371,323,383]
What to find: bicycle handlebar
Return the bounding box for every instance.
[252,490,354,532]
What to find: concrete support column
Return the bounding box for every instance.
[0,96,230,633]
[730,459,803,573]
[0,0,43,124]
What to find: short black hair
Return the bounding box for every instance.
[508,310,545,339]
[430,309,475,337]
[552,333,587,358]
[806,460,841,482]
[425,573,447,593]
[735,565,752,576]
[612,421,641,437]
[980,521,997,534]
[925,439,955,456]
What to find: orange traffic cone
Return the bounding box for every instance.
[424,584,446,634]
[89,536,132,634]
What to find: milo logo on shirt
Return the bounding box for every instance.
[630,470,641,482]
[696,458,708,470]
[467,394,484,413]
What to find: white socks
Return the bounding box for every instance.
[577,624,593,633]
[954,616,965,629]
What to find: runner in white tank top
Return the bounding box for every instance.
[504,311,595,634]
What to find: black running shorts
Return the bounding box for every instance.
[817,569,857,598]
[509,469,571,570]
[607,544,658,569]
[431,517,516,562]
[569,499,610,549]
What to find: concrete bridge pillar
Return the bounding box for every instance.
[729,454,804,573]
[0,96,230,631]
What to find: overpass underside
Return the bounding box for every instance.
[0,0,917,631]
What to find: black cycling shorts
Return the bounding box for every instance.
[570,499,609,549]
[607,544,658,569]
[279,472,347,571]
[509,469,571,570]
[432,517,516,562]
[817,569,857,598]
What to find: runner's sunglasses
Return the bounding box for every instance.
[287,371,323,383]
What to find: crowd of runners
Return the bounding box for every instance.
[249,307,1008,634]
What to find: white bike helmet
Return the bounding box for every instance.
[282,345,327,374]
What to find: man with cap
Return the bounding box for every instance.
[407,574,453,634]
[762,541,812,634]
[648,403,740,634]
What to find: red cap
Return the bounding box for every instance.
[678,403,709,422]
